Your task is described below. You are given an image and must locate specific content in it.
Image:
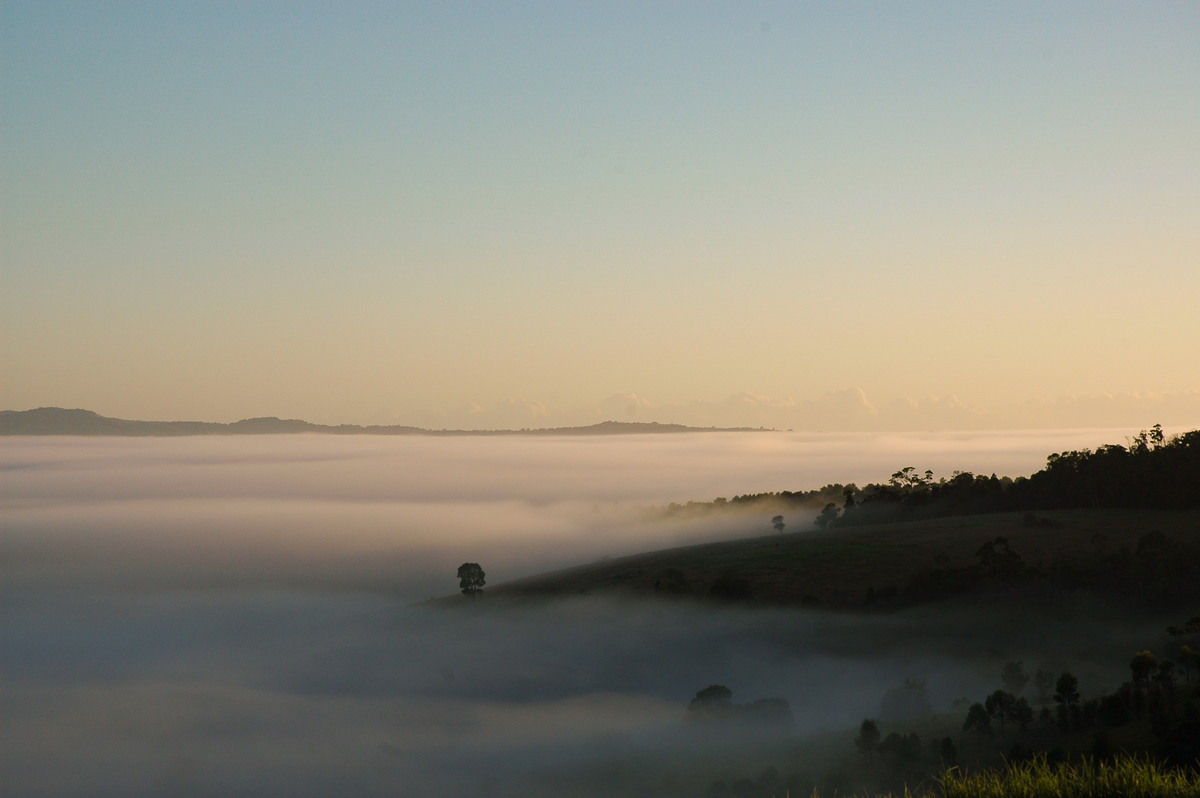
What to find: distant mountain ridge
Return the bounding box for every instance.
[0,407,771,436]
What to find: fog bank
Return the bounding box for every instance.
[1,428,1142,599]
[0,429,1163,796]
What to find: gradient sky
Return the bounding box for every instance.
[3,1,1198,430]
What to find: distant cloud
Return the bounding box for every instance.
[485,398,553,429]
[596,392,656,420]
[412,398,560,431]
[798,388,880,429]
[876,394,985,431]
[585,389,965,432]
[1002,391,1200,430]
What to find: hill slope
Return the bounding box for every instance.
[486,508,1200,610]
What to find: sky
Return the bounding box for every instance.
[3,1,1199,430]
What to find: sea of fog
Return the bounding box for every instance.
[0,429,1164,796]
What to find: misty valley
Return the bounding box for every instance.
[2,429,1199,797]
[8,0,1199,794]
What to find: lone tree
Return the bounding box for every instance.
[1131,650,1158,687]
[772,515,785,534]
[984,689,1021,736]
[855,718,881,757]
[457,562,486,598]
[687,684,734,723]
[1054,671,1081,731]
[963,702,993,737]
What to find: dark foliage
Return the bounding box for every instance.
[687,685,792,731]
[456,562,486,598]
[832,425,1200,525]
[855,718,881,756]
[689,684,733,713]
[949,614,1200,774]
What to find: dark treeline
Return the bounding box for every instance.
[869,614,1200,791]
[662,483,851,519]
[673,426,1200,526]
[707,617,1200,798]
[835,425,1200,527]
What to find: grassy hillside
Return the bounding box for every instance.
[486,508,1200,610]
[449,508,1200,796]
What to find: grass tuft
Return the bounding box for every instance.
[939,754,1200,798]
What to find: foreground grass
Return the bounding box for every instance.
[938,755,1200,798]
[835,758,1200,792]
[785,755,1200,798]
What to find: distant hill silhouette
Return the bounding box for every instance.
[0,407,769,436]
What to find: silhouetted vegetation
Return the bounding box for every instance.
[456,562,486,598]
[940,615,1200,780]
[668,426,1199,530]
[662,482,853,519]
[686,685,793,732]
[711,754,1200,798]
[830,425,1200,525]
[699,610,1200,798]
[743,426,1200,609]
[659,426,1200,603]
[462,427,1200,792]
[939,754,1200,798]
[856,718,881,757]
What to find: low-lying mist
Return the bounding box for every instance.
[0,429,1139,599]
[0,429,1161,796]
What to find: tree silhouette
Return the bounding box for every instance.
[879,731,923,764]
[975,536,1023,580]
[963,702,993,736]
[689,684,733,710]
[772,515,785,534]
[1178,645,1199,685]
[687,684,734,723]
[1054,671,1080,706]
[457,562,486,598]
[985,690,1018,736]
[815,503,840,529]
[938,736,958,766]
[1131,650,1157,686]
[855,718,881,757]
[1013,696,1035,732]
[1054,671,1081,731]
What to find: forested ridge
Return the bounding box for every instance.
[526,426,1200,610]
[676,426,1200,527]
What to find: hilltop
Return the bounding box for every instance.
[483,424,1200,609]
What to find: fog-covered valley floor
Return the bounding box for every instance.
[0,430,1169,796]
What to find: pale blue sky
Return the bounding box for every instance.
[3,1,1199,428]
